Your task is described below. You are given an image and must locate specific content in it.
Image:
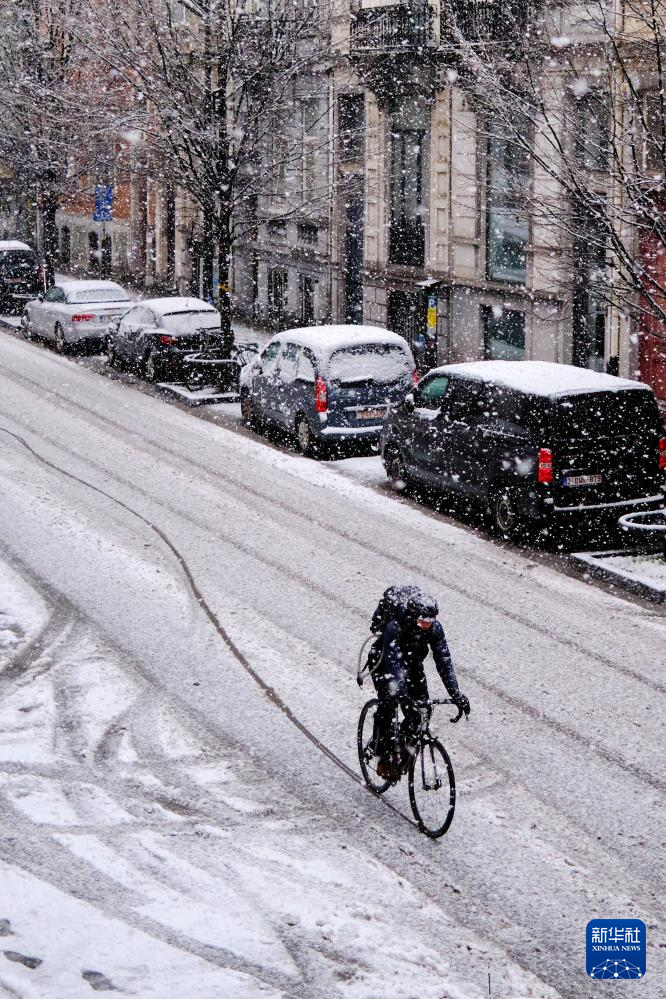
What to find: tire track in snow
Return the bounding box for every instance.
[0,425,416,833]
[2,409,666,803]
[1,361,664,693]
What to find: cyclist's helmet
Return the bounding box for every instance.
[406,590,439,630]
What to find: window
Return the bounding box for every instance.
[298,274,316,325]
[572,204,606,370]
[338,93,365,162]
[67,286,129,303]
[444,379,488,421]
[280,343,301,381]
[297,223,318,245]
[45,286,66,303]
[643,93,666,174]
[329,344,412,385]
[486,126,529,284]
[132,307,156,326]
[171,0,189,24]
[389,130,425,266]
[161,311,221,334]
[271,132,288,196]
[574,92,610,171]
[302,99,319,201]
[297,350,316,382]
[268,268,288,327]
[260,341,281,373]
[414,374,449,410]
[120,306,142,329]
[267,220,287,242]
[482,306,525,361]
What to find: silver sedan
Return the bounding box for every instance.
[21,279,132,353]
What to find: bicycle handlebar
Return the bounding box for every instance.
[412,698,465,724]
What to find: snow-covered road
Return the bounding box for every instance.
[0,331,664,998]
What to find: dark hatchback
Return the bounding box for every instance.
[381,360,666,537]
[107,296,234,382]
[0,240,41,313]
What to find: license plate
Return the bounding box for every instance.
[358,408,385,420]
[563,473,603,487]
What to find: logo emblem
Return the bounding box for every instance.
[586,919,646,979]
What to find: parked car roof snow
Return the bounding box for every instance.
[139,296,218,316]
[0,240,33,252]
[267,324,410,365]
[434,360,648,398]
[58,280,130,302]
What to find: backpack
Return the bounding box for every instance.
[370,585,425,635]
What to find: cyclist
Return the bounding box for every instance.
[364,586,470,781]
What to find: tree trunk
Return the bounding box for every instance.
[217,228,232,339]
[165,184,176,291]
[41,185,59,286]
[201,205,215,304]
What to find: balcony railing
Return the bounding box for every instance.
[441,0,533,45]
[350,3,434,55]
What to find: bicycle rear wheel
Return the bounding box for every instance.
[408,738,456,838]
[357,698,392,794]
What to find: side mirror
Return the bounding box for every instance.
[404,392,415,413]
[37,292,44,302]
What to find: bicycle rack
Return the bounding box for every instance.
[618,509,666,557]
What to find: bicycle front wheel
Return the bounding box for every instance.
[408,738,456,838]
[357,698,392,795]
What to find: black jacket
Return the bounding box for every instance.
[379,606,460,698]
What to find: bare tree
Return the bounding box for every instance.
[88,0,333,333]
[0,0,115,280]
[445,0,666,372]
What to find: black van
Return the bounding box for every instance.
[0,240,41,314]
[381,360,666,537]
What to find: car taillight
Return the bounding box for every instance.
[315,375,327,413]
[159,335,177,346]
[659,437,666,470]
[412,369,420,387]
[537,447,553,484]
[71,313,95,322]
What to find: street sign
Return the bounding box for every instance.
[93,185,113,222]
[427,294,437,329]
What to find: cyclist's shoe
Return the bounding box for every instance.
[377,758,401,782]
[400,745,416,773]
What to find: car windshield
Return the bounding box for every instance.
[547,390,659,439]
[0,250,36,273]
[160,311,221,334]
[329,344,411,385]
[67,288,130,303]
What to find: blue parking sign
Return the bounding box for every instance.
[93,184,113,222]
[586,919,646,979]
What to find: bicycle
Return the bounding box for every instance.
[357,697,462,838]
[182,339,259,394]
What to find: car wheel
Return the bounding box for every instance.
[295,414,319,458]
[142,350,160,383]
[240,389,260,431]
[54,323,69,355]
[490,486,522,539]
[20,310,34,340]
[107,338,119,369]
[386,449,410,491]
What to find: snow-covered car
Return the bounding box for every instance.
[106,297,234,382]
[382,360,666,537]
[0,240,41,314]
[239,325,416,456]
[21,279,132,353]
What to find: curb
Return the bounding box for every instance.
[569,549,666,604]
